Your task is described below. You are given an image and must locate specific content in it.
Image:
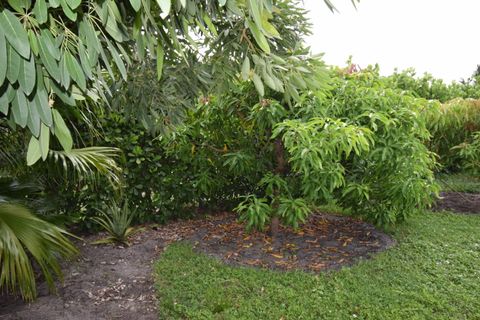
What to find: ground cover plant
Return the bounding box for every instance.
[155,212,480,319]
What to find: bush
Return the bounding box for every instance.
[425,98,480,171]
[164,69,438,227]
[323,71,439,225]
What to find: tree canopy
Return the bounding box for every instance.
[0,0,344,165]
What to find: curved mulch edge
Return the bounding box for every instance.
[187,212,395,273]
[432,192,480,214]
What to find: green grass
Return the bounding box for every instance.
[155,212,480,319]
[437,173,480,193]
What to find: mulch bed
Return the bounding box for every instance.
[433,192,480,214]
[0,212,394,319]
[188,212,395,272]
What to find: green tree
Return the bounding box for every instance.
[0,0,346,164]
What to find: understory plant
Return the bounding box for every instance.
[425,98,480,171]
[92,200,138,245]
[0,203,78,301]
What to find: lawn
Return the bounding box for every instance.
[155,211,480,319]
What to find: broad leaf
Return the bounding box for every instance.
[0,30,6,85]
[12,89,28,127]
[18,53,36,95]
[156,0,171,14]
[26,136,42,165]
[52,109,73,151]
[0,9,30,59]
[32,0,48,24]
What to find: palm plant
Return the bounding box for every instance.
[0,124,122,301]
[92,200,138,245]
[0,203,78,301]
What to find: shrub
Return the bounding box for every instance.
[165,69,438,228]
[425,99,480,171]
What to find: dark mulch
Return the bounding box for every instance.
[433,192,480,214]
[188,212,395,272]
[0,212,394,319]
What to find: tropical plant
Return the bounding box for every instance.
[453,131,480,175]
[0,0,346,164]
[425,98,480,171]
[0,203,78,301]
[92,200,138,245]
[165,65,439,233]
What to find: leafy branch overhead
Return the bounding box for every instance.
[0,0,335,164]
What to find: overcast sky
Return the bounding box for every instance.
[303,0,480,83]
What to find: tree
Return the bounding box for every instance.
[0,0,346,165]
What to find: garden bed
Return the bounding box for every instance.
[188,212,395,272]
[433,192,480,214]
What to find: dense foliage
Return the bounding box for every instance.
[385,67,480,102]
[163,68,438,228]
[425,98,480,172]
[0,0,330,164]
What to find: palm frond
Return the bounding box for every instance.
[48,147,123,186]
[0,203,78,301]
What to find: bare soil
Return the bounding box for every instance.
[433,192,480,214]
[0,212,394,319]
[190,212,395,272]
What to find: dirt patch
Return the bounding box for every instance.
[0,222,192,320]
[0,212,393,319]
[433,192,480,214]
[188,212,395,272]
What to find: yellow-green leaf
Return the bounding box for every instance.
[52,109,73,152]
[27,136,42,165]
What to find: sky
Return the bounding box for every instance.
[303,0,480,83]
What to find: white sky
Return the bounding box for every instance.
[303,0,480,83]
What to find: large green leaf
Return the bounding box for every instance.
[32,0,48,24]
[247,19,270,54]
[130,0,141,11]
[0,9,30,59]
[18,53,36,95]
[35,66,53,127]
[26,136,42,165]
[60,0,77,21]
[65,0,81,9]
[65,52,86,91]
[0,30,6,85]
[0,86,9,115]
[26,97,41,137]
[6,44,21,83]
[39,122,49,160]
[11,89,28,127]
[106,39,127,80]
[52,109,73,152]
[39,31,61,60]
[252,73,264,96]
[77,41,93,79]
[156,0,171,14]
[241,56,250,81]
[38,34,61,80]
[59,54,71,89]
